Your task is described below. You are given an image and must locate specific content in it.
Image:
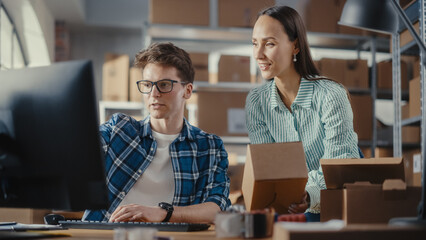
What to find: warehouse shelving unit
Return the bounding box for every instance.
[395,0,424,157]
[100,0,392,154]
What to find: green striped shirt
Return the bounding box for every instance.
[245,78,360,213]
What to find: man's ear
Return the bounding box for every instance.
[183,83,193,99]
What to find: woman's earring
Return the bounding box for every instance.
[293,53,297,62]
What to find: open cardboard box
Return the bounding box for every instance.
[320,158,421,224]
[242,142,308,214]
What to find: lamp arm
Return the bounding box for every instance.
[390,0,426,61]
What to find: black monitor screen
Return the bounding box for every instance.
[0,60,108,211]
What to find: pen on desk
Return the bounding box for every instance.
[155,236,173,240]
[0,222,17,226]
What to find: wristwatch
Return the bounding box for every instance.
[158,202,174,222]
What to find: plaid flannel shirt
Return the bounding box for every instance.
[83,113,231,221]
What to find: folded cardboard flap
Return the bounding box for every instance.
[382,179,406,191]
[248,142,308,180]
[321,157,405,189]
[242,142,308,214]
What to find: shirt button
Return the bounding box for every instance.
[138,169,142,174]
[150,147,154,151]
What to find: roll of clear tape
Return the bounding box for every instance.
[215,212,244,238]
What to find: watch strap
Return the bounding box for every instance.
[159,202,173,222]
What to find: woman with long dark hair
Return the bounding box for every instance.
[246,5,360,221]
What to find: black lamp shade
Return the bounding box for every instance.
[339,0,397,34]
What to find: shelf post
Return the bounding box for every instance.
[370,37,378,157]
[419,0,426,221]
[392,33,402,157]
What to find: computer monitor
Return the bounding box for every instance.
[0,60,108,211]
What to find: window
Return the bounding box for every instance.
[0,3,26,70]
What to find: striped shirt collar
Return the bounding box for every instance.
[270,78,314,110]
[140,116,195,142]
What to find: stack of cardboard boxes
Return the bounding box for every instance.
[320,158,421,224]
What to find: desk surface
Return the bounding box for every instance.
[5,224,426,240]
[47,228,271,240]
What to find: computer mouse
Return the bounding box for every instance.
[44,214,65,225]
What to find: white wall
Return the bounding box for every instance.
[69,26,142,102]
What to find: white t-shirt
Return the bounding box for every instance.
[118,130,178,207]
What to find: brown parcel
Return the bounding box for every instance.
[320,158,421,224]
[242,142,308,214]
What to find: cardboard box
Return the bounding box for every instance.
[0,208,51,224]
[377,60,408,90]
[402,148,421,186]
[214,55,252,83]
[318,58,344,83]
[412,152,423,187]
[400,21,419,47]
[351,95,373,140]
[102,53,129,101]
[194,90,248,136]
[320,158,421,224]
[402,104,410,120]
[402,126,420,143]
[304,0,339,33]
[189,52,209,82]
[242,142,308,214]
[218,0,275,28]
[150,0,209,26]
[129,67,142,103]
[413,57,420,78]
[318,58,369,88]
[228,163,245,193]
[409,77,420,118]
[360,147,393,158]
[273,221,426,240]
[344,59,369,88]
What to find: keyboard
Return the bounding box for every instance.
[58,220,210,232]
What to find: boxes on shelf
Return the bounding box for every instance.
[304,0,340,33]
[360,147,393,158]
[413,57,420,78]
[102,53,129,101]
[402,148,421,186]
[409,76,420,118]
[402,104,410,120]
[400,21,419,47]
[317,58,369,88]
[129,67,143,103]
[189,90,248,136]
[0,208,51,224]
[189,52,209,82]
[211,55,253,84]
[150,0,209,26]
[350,95,373,140]
[412,152,423,187]
[218,0,275,28]
[320,158,421,224]
[402,126,420,144]
[377,60,408,90]
[242,142,308,214]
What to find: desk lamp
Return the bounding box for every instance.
[339,0,426,226]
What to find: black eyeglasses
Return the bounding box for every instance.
[136,79,186,94]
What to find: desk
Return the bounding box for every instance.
[9,224,426,240]
[46,229,272,240]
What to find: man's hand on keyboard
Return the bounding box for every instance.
[109,204,167,223]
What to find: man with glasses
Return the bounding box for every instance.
[83,42,231,224]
